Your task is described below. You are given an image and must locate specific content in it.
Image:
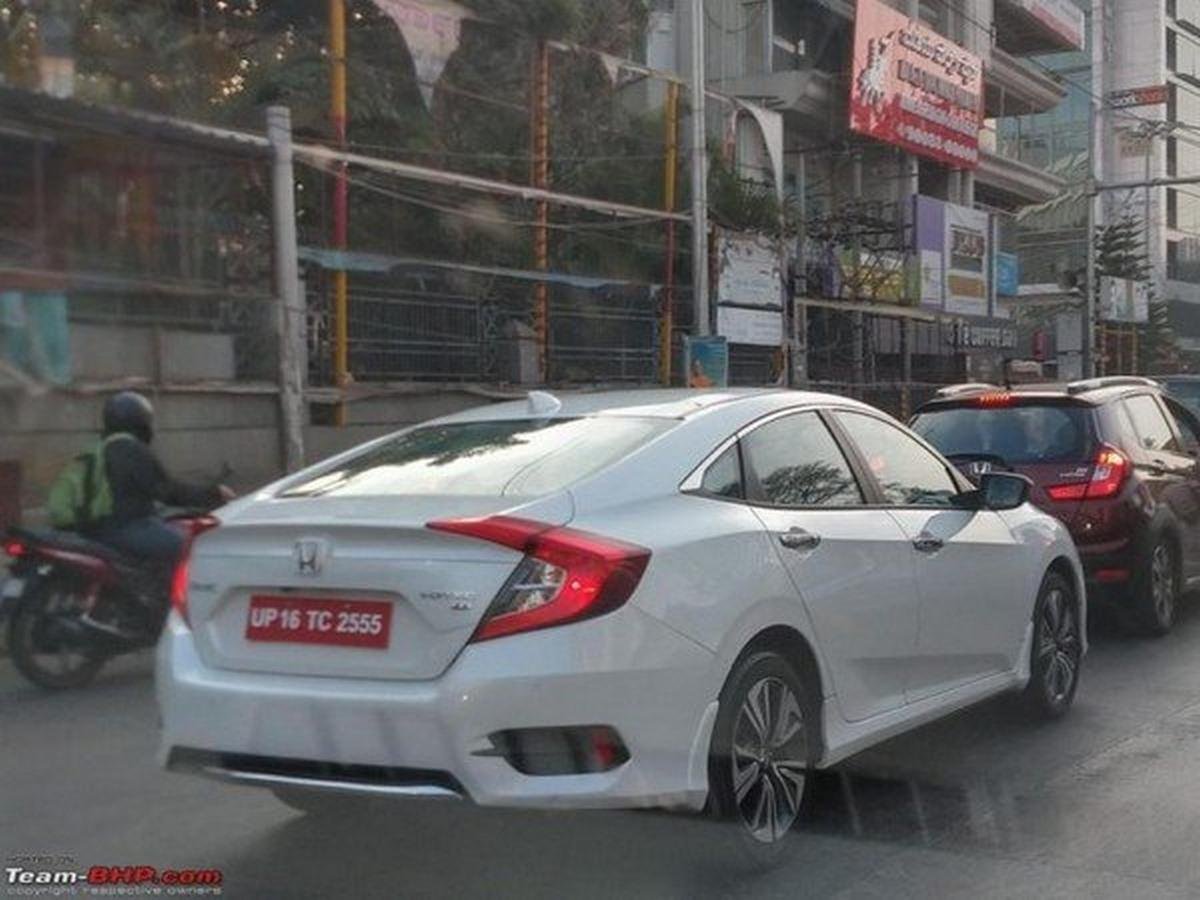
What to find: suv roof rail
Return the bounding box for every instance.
[934,383,1003,398]
[1066,376,1160,395]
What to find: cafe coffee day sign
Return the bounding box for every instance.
[849,0,983,169]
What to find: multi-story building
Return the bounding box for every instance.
[1007,0,1200,366]
[645,0,1083,385]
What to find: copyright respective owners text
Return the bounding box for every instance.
[6,856,223,896]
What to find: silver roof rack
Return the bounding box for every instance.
[1066,376,1159,395]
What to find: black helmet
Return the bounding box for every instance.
[103,391,155,443]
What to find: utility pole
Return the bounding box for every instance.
[661,80,681,385]
[792,150,807,387]
[267,106,306,473]
[688,0,710,335]
[1084,0,1105,379]
[328,0,350,424]
[531,40,551,382]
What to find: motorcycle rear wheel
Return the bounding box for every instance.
[7,578,108,690]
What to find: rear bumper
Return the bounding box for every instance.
[1075,536,1137,601]
[156,608,719,811]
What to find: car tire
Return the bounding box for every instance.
[1024,571,1082,719]
[707,649,818,869]
[1130,536,1179,637]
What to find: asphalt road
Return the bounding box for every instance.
[5,606,1200,900]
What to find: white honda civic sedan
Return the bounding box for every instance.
[158,389,1085,853]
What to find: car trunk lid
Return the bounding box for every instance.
[185,493,572,681]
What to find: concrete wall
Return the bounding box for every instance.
[1,387,502,519]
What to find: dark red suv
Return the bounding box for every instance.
[911,377,1200,635]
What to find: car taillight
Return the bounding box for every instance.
[169,516,220,627]
[3,538,26,558]
[427,515,651,643]
[1046,444,1130,502]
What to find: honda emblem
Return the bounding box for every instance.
[295,539,328,576]
[969,460,993,478]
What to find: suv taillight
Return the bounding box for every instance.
[169,516,220,627]
[427,516,651,642]
[1046,443,1130,502]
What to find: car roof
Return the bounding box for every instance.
[917,377,1163,410]
[430,388,878,424]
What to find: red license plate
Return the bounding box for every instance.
[245,596,392,650]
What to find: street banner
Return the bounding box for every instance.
[373,0,471,108]
[913,195,946,309]
[849,0,983,169]
[684,336,729,387]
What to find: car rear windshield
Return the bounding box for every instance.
[910,403,1094,465]
[281,417,674,498]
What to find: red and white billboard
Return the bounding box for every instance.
[849,0,983,170]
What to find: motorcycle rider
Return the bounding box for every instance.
[91,392,233,575]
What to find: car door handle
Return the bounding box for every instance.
[912,534,944,554]
[778,529,821,551]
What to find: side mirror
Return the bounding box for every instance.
[979,472,1032,511]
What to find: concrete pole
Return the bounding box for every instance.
[328,0,350,424]
[852,154,865,394]
[267,106,307,473]
[1084,0,1104,379]
[661,80,681,385]
[531,41,551,381]
[793,150,808,387]
[688,0,711,335]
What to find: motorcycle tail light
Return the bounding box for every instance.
[427,515,650,643]
[170,517,220,627]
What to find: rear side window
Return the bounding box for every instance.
[282,417,673,498]
[742,411,863,508]
[911,404,1093,464]
[700,445,744,499]
[1122,395,1179,453]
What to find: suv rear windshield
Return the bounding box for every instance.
[911,404,1094,465]
[282,417,674,498]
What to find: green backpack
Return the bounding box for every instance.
[46,433,134,530]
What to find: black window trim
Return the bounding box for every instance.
[680,404,870,511]
[681,403,976,512]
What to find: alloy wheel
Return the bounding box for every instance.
[1038,586,1080,706]
[730,676,808,844]
[1151,543,1176,627]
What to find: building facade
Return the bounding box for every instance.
[647,0,1082,385]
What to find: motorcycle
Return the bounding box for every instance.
[1,513,216,689]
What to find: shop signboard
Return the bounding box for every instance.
[945,203,990,316]
[715,230,785,347]
[849,0,983,169]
